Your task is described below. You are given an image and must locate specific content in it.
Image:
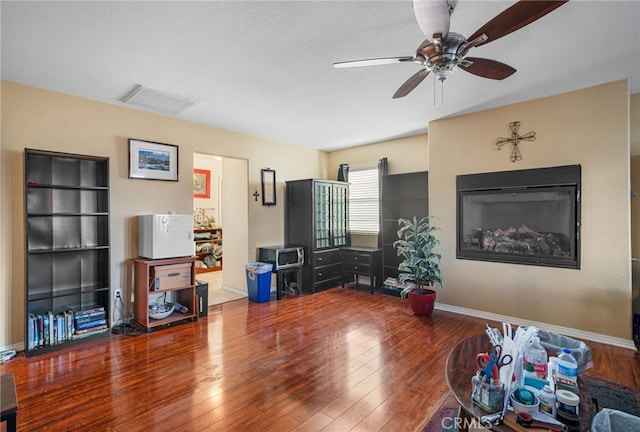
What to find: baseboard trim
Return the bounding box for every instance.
[221,284,247,296]
[434,302,638,351]
[0,341,24,354]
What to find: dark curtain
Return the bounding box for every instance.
[377,157,388,248]
[337,163,349,182]
[378,157,388,177]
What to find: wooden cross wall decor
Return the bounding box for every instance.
[496,121,536,162]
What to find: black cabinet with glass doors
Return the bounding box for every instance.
[285,179,350,292]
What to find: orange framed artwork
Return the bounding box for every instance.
[193,169,211,198]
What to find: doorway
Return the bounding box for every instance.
[193,152,249,305]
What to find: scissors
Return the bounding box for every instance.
[492,345,514,371]
[477,346,513,380]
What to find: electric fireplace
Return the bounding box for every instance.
[456,165,581,269]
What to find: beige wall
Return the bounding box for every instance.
[630,93,640,314]
[327,134,429,177]
[221,157,249,292]
[327,135,429,247]
[631,93,640,156]
[631,156,640,314]
[0,81,328,349]
[429,80,631,340]
[1,79,637,348]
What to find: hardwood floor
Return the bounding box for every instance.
[1,287,638,432]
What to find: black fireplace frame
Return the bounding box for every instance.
[456,165,581,269]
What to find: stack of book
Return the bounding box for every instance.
[27,306,108,349]
[382,277,411,297]
[73,307,108,338]
[28,310,75,349]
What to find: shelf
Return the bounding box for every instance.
[27,285,110,302]
[24,148,111,357]
[148,311,196,327]
[194,228,222,274]
[27,245,110,254]
[26,212,110,219]
[26,329,110,355]
[134,257,197,330]
[25,150,109,188]
[196,266,222,273]
[27,183,108,191]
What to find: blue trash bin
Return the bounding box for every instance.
[246,262,273,302]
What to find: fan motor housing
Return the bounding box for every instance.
[421,32,467,74]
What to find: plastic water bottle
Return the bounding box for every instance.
[556,348,579,395]
[523,336,548,380]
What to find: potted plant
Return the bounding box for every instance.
[393,216,443,316]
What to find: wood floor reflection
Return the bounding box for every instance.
[1,287,638,431]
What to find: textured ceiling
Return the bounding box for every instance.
[2,1,639,151]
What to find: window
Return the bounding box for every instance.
[348,165,379,234]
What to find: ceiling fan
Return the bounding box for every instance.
[333,0,568,99]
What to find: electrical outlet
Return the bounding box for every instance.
[114,289,122,299]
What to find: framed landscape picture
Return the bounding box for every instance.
[128,138,178,181]
[193,169,211,198]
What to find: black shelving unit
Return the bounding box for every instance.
[24,148,110,356]
[285,179,350,292]
[380,171,429,285]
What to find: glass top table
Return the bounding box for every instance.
[445,334,594,432]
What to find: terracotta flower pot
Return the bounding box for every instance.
[408,288,436,316]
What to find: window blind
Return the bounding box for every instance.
[348,165,379,234]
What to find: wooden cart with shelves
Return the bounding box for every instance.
[194,228,222,274]
[133,256,197,331]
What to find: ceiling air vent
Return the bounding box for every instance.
[121,85,198,115]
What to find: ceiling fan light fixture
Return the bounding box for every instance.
[424,32,466,77]
[413,0,452,39]
[121,84,198,116]
[334,0,567,98]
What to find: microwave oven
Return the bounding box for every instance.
[258,246,304,270]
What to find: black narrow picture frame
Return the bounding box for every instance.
[261,169,276,206]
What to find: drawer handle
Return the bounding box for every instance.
[168,272,180,277]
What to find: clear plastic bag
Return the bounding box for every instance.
[245,262,273,274]
[537,329,593,374]
[591,408,640,432]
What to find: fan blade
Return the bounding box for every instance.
[333,57,415,68]
[393,69,430,99]
[413,0,452,39]
[459,57,516,80]
[468,0,568,47]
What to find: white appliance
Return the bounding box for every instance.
[138,214,195,259]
